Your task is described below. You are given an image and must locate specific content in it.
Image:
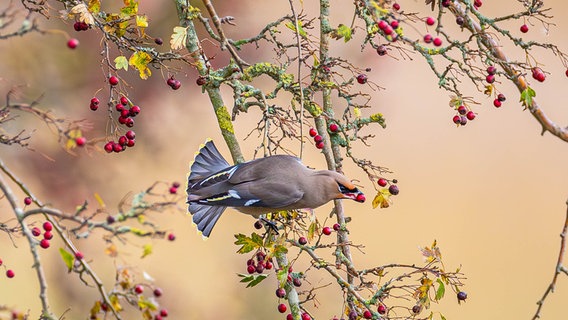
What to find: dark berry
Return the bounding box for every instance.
[457,105,467,115]
[520,24,529,33]
[452,115,461,124]
[460,116,468,125]
[43,231,53,240]
[377,304,387,314]
[392,179,398,183]
[466,111,476,120]
[393,3,400,11]
[363,310,372,319]
[106,215,116,224]
[298,237,307,245]
[565,69,568,77]
[196,76,207,86]
[43,221,53,232]
[247,259,255,266]
[486,74,495,83]
[376,45,388,56]
[433,37,442,47]
[322,226,332,235]
[486,65,497,75]
[423,34,433,43]
[442,0,451,7]
[308,128,317,137]
[167,77,176,87]
[456,16,464,25]
[154,288,163,297]
[73,21,82,31]
[388,184,399,195]
[167,233,176,241]
[255,263,265,274]
[493,99,502,108]
[426,17,435,26]
[31,227,41,237]
[75,251,84,260]
[247,264,256,274]
[6,269,15,278]
[171,80,181,90]
[134,285,144,294]
[329,123,339,132]
[356,74,368,84]
[67,38,79,49]
[129,105,141,116]
[356,193,366,202]
[333,223,341,231]
[293,278,302,287]
[24,197,32,206]
[265,261,273,270]
[75,137,86,147]
[278,303,287,313]
[109,76,119,86]
[254,220,263,229]
[276,288,286,298]
[39,239,50,249]
[497,93,506,102]
[457,291,468,301]
[120,96,128,106]
[412,305,421,314]
[154,38,163,45]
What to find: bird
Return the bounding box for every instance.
[186,139,365,238]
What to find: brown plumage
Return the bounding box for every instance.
[187,140,364,237]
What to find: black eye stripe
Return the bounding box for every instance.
[338,183,358,193]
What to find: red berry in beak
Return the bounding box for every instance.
[356,193,366,202]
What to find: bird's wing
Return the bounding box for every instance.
[187,139,231,185]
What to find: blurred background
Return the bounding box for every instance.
[1,0,568,319]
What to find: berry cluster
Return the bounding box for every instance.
[308,128,324,149]
[451,105,476,126]
[166,76,182,90]
[493,93,507,108]
[246,251,273,274]
[378,178,400,195]
[31,221,55,249]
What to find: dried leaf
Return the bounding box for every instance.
[170,26,188,50]
[70,3,95,25]
[114,56,129,71]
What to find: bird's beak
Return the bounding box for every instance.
[341,188,365,203]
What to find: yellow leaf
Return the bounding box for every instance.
[484,84,494,96]
[105,243,118,257]
[372,189,391,209]
[354,107,361,118]
[88,0,101,14]
[115,56,129,71]
[136,15,148,28]
[94,192,105,208]
[141,243,152,258]
[170,26,188,50]
[129,51,152,79]
[70,3,95,25]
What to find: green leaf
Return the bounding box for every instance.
[120,0,138,16]
[137,295,157,311]
[276,267,288,287]
[308,221,317,241]
[520,86,536,108]
[234,233,263,254]
[331,24,352,42]
[285,21,307,38]
[129,51,152,79]
[237,273,268,288]
[170,26,188,50]
[59,248,74,272]
[440,313,447,320]
[87,0,101,14]
[114,56,129,71]
[435,278,445,301]
[141,243,152,258]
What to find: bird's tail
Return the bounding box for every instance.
[188,202,227,238]
[187,139,230,186]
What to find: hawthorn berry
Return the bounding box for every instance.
[493,99,502,108]
[254,220,263,229]
[390,20,399,29]
[442,0,451,7]
[24,197,32,206]
[313,135,323,143]
[497,93,506,102]
[159,309,168,317]
[377,304,387,315]
[169,186,178,194]
[376,45,388,56]
[301,313,311,320]
[118,136,128,146]
[383,26,393,35]
[6,269,15,278]
[43,231,53,240]
[389,184,399,195]
[134,285,144,294]
[39,239,50,249]
[333,223,341,231]
[356,193,366,202]
[113,142,124,153]
[196,76,207,86]
[74,251,84,260]
[423,34,433,43]
[247,259,255,266]
[129,105,141,116]
[276,288,286,298]
[154,288,163,297]
[116,104,125,112]
[412,305,422,314]
[356,74,368,84]
[75,137,86,147]
[155,315,162,320]
[73,22,82,31]
[456,16,464,26]
[532,67,546,82]
[466,111,476,120]
[457,105,467,115]
[460,116,468,125]
[278,304,287,313]
[43,221,53,232]
[31,227,41,237]
[125,117,135,127]
[125,130,136,140]
[378,20,388,30]
[363,310,372,319]
[90,97,100,111]
[322,226,332,235]
[167,233,176,241]
[265,261,273,270]
[329,123,339,133]
[106,215,115,224]
[433,37,442,47]
[486,74,495,84]
[120,96,129,106]
[0,258,2,266]
[392,3,400,11]
[170,80,181,90]
[378,178,388,187]
[298,237,307,245]
[104,142,114,153]
[315,141,324,149]
[565,69,568,77]
[67,38,79,49]
[486,65,497,75]
[426,17,436,26]
[167,77,176,87]
[457,291,468,301]
[452,115,461,124]
[308,128,317,137]
[109,76,119,86]
[474,0,483,7]
[286,314,293,320]
[520,24,529,33]
[172,182,181,188]
[247,264,256,274]
[154,38,163,45]
[120,109,130,118]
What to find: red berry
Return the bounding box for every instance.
[486,65,497,75]
[423,34,433,43]
[43,231,53,240]
[535,72,546,82]
[113,142,123,153]
[265,261,273,270]
[486,74,495,83]
[75,137,86,147]
[356,74,368,84]
[129,105,141,116]
[90,97,100,110]
[116,104,124,112]
[377,304,387,314]
[302,313,311,320]
[457,105,467,115]
[383,25,393,35]
[565,69,568,77]
[393,3,400,11]
[0,258,2,266]
[466,111,476,120]
[520,24,529,33]
[154,288,163,297]
[247,264,256,274]
[493,99,502,108]
[125,130,136,140]
[378,20,388,30]
[109,76,119,86]
[167,233,176,241]
[120,109,130,118]
[308,128,317,137]
[134,285,144,294]
[120,96,129,106]
[460,116,468,125]
[169,186,177,194]
[293,278,302,287]
[276,288,286,298]
[329,123,338,133]
[278,304,287,313]
[104,142,114,153]
[426,17,436,26]
[118,136,127,146]
[298,237,307,245]
[171,80,181,90]
[75,251,84,260]
[24,197,32,205]
[125,117,134,127]
[452,115,461,124]
[433,37,442,47]
[377,178,387,187]
[31,227,41,236]
[67,38,79,49]
[287,315,293,320]
[388,184,399,195]
[322,226,332,235]
[333,223,341,231]
[39,239,50,249]
[43,221,53,232]
[159,309,168,317]
[313,135,323,143]
[315,141,324,149]
[127,139,135,147]
[6,269,15,278]
[196,76,207,86]
[356,193,366,202]
[155,316,162,320]
[474,0,483,7]
[363,310,372,319]
[390,20,399,29]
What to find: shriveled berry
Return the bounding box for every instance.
[278,303,287,313]
[67,38,79,49]
[486,65,497,75]
[457,105,467,115]
[520,24,529,33]
[247,264,256,274]
[356,193,366,202]
[466,111,476,120]
[497,93,506,102]
[423,34,433,43]
[167,233,176,241]
[40,239,50,249]
[378,178,388,187]
[329,123,339,133]
[109,76,119,86]
[457,291,468,301]
[298,237,307,245]
[452,115,461,124]
[389,184,399,195]
[377,303,387,314]
[363,310,372,319]
[433,37,442,47]
[276,288,286,298]
[154,38,163,45]
[426,17,436,26]
[393,3,400,11]
[43,221,53,232]
[315,141,324,149]
[75,251,84,260]
[43,231,53,240]
[31,227,41,236]
[134,285,144,294]
[376,45,388,56]
[333,223,341,231]
[6,269,15,278]
[412,305,421,314]
[153,288,163,297]
[356,74,368,84]
[460,116,468,125]
[486,74,495,83]
[75,137,86,147]
[322,226,332,235]
[493,99,502,108]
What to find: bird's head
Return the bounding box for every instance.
[338,182,365,203]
